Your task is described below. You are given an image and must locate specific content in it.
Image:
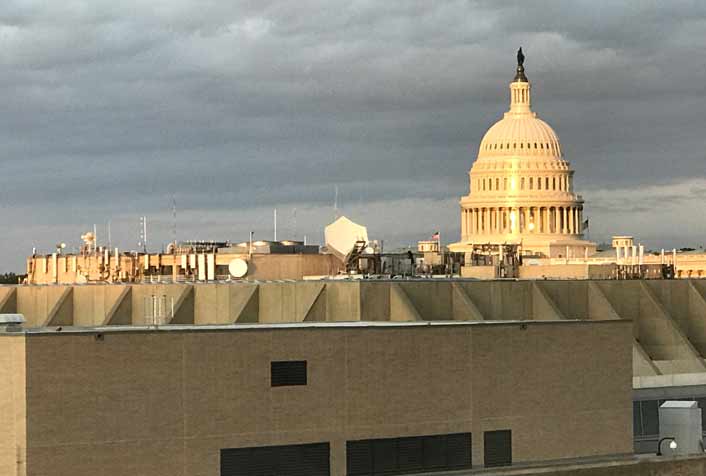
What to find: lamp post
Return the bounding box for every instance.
[656,436,677,456]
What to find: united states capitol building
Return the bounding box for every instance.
[449,50,706,280]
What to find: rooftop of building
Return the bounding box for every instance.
[0,317,625,337]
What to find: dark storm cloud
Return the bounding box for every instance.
[1,0,706,270]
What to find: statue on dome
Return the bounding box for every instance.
[514,47,527,82]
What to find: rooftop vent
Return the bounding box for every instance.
[0,314,25,333]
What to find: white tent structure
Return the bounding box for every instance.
[324,216,368,258]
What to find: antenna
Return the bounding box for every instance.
[171,195,177,246]
[107,220,112,249]
[93,224,97,250]
[273,208,277,241]
[293,207,297,240]
[334,185,339,218]
[139,216,148,253]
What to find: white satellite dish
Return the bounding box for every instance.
[228,258,248,278]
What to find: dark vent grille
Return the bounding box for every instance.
[271,360,307,387]
[484,430,512,468]
[347,433,471,475]
[221,442,329,476]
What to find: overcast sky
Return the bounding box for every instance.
[1,1,706,271]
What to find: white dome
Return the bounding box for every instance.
[478,114,562,159]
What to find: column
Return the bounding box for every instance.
[463,208,470,240]
[579,207,583,234]
[523,208,529,233]
[568,207,574,234]
[484,208,490,234]
[471,209,475,235]
[543,207,549,233]
[562,207,567,233]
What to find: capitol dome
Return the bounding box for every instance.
[450,49,594,259]
[478,115,562,159]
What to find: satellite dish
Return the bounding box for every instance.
[228,258,248,278]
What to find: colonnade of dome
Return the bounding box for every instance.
[461,205,583,239]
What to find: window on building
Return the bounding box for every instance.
[529,178,533,190]
[271,361,307,387]
[503,178,507,190]
[538,178,542,190]
[545,177,549,189]
[496,178,500,190]
[553,177,556,190]
[520,178,525,190]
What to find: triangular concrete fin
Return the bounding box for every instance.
[43,287,73,327]
[233,285,259,323]
[638,281,706,372]
[102,286,132,326]
[0,287,17,314]
[390,284,422,321]
[686,281,706,356]
[633,339,661,376]
[303,286,326,322]
[587,282,621,320]
[531,282,566,320]
[451,282,484,320]
[168,286,194,325]
[295,282,326,322]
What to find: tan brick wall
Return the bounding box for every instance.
[15,321,632,476]
[0,335,27,476]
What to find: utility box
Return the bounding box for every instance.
[659,401,703,455]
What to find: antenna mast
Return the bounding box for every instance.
[139,216,148,253]
[334,185,339,218]
[171,195,177,246]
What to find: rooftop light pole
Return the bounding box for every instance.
[656,436,677,456]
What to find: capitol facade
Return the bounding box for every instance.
[450,50,595,258]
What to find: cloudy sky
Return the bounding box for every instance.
[1,1,706,271]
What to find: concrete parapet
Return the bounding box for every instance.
[10,279,706,379]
